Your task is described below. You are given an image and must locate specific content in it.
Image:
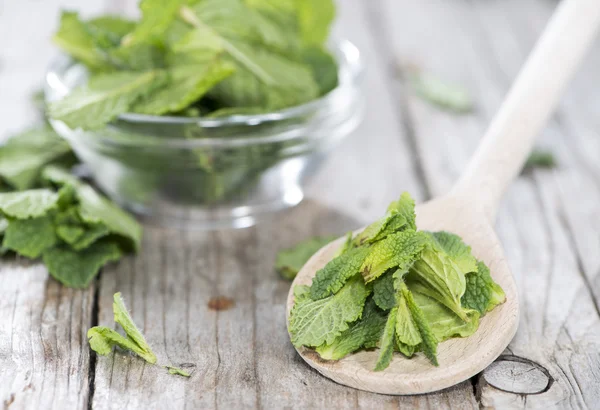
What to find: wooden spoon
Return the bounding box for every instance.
[286,0,600,395]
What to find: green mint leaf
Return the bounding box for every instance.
[315,299,386,361]
[289,275,370,347]
[395,284,422,353]
[2,216,58,258]
[0,126,75,191]
[48,70,167,130]
[407,246,468,321]
[361,231,428,283]
[43,240,122,288]
[374,307,398,371]
[0,189,59,219]
[372,271,396,311]
[413,291,480,342]
[309,247,370,300]
[56,224,86,244]
[132,58,235,115]
[275,236,337,281]
[353,192,416,246]
[428,231,478,274]
[301,46,338,96]
[461,261,506,315]
[179,1,319,109]
[87,16,137,44]
[296,0,335,46]
[523,150,557,173]
[43,166,142,252]
[399,282,439,366]
[124,0,186,47]
[113,292,157,363]
[88,326,147,357]
[293,285,311,303]
[166,366,192,377]
[53,11,113,71]
[408,71,473,114]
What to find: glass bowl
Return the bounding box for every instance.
[44,40,363,229]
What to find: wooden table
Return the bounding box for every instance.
[1,0,600,408]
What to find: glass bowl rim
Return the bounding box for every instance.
[45,38,363,149]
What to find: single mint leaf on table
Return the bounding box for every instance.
[275,236,337,280]
[88,293,157,364]
[315,299,387,361]
[0,189,59,219]
[428,231,478,274]
[43,240,122,288]
[523,150,557,173]
[113,292,157,363]
[309,246,370,299]
[166,366,192,377]
[48,70,167,130]
[360,230,428,283]
[374,307,398,371]
[408,71,473,114]
[0,126,75,191]
[289,275,370,348]
[2,216,57,258]
[461,261,506,315]
[43,166,143,252]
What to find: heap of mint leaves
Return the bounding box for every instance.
[48,0,338,130]
[0,125,142,288]
[288,193,506,371]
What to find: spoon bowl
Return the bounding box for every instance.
[285,0,600,395]
[285,196,519,394]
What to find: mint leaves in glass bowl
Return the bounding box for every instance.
[44,1,363,229]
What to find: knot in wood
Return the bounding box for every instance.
[482,355,552,395]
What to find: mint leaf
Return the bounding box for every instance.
[395,284,422,354]
[315,299,386,361]
[353,192,416,246]
[113,292,157,363]
[124,0,186,47]
[0,189,59,219]
[0,126,75,191]
[399,282,438,366]
[166,366,192,377]
[179,1,319,109]
[48,70,167,130]
[88,326,148,357]
[301,47,338,96]
[43,166,142,252]
[43,241,122,288]
[409,71,473,114]
[361,231,427,283]
[309,247,370,300]
[428,231,478,274]
[3,216,57,258]
[372,272,396,311]
[132,58,235,115]
[275,236,336,280]
[461,261,506,315]
[296,0,335,46]
[53,11,113,71]
[413,291,479,342]
[374,307,397,371]
[407,246,468,321]
[289,275,370,347]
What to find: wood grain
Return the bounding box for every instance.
[1,0,600,408]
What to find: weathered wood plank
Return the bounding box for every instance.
[0,261,94,409]
[379,0,600,408]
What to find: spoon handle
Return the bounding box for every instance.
[451,0,600,220]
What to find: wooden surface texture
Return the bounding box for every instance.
[1,0,600,408]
